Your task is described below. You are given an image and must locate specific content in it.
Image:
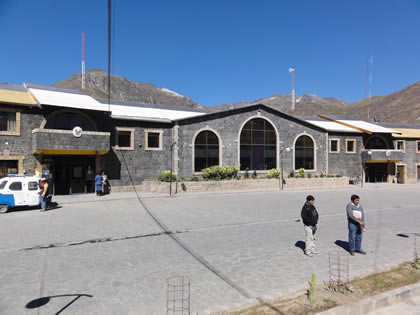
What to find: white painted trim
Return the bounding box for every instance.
[329,138,340,153]
[144,129,163,151]
[236,115,280,170]
[292,132,317,171]
[345,138,357,154]
[192,128,222,173]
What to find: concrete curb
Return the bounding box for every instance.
[317,282,420,315]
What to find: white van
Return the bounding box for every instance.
[0,175,42,213]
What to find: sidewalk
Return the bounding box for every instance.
[53,191,168,205]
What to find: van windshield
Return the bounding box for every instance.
[0,180,8,190]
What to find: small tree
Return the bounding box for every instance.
[297,168,305,178]
[267,168,281,179]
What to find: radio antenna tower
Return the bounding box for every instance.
[289,67,296,113]
[82,31,86,90]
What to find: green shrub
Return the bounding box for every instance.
[158,170,176,182]
[336,174,342,178]
[314,175,319,178]
[307,173,312,178]
[191,176,200,182]
[202,165,239,180]
[267,168,281,179]
[320,171,326,178]
[288,170,295,178]
[245,168,250,179]
[297,168,305,178]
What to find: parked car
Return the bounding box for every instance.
[0,175,43,213]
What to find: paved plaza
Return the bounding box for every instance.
[0,184,419,314]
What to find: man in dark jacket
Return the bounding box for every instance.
[301,195,319,257]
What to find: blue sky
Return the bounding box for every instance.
[1,0,419,106]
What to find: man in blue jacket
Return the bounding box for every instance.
[346,194,366,256]
[301,195,319,257]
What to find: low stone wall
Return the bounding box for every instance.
[111,177,350,194]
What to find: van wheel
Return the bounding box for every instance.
[0,206,9,214]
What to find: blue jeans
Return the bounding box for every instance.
[40,195,46,210]
[348,221,363,251]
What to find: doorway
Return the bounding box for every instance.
[365,163,387,183]
[43,156,96,195]
[396,165,405,184]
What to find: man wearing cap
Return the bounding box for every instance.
[39,178,49,212]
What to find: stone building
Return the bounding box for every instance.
[0,83,419,195]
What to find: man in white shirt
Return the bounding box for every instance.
[346,194,366,256]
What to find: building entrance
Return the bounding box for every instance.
[365,163,388,183]
[43,156,96,195]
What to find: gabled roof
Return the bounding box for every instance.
[0,83,38,106]
[319,115,401,134]
[174,103,327,132]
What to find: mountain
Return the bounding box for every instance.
[211,82,420,125]
[345,81,420,124]
[54,69,201,109]
[54,69,420,124]
[211,93,348,117]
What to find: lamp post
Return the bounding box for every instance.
[280,146,291,190]
[169,142,177,197]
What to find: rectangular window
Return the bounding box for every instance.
[0,160,18,178]
[0,112,16,132]
[147,132,160,148]
[0,111,20,135]
[145,129,163,150]
[417,141,420,153]
[346,139,356,153]
[396,140,405,151]
[115,127,135,150]
[118,131,131,147]
[329,139,339,153]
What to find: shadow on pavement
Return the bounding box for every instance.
[295,241,305,253]
[26,294,93,314]
[335,240,350,252]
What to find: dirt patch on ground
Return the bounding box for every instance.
[223,262,420,315]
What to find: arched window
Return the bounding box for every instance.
[365,136,388,149]
[240,118,276,170]
[44,112,95,131]
[194,130,219,172]
[295,135,314,170]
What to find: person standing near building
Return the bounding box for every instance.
[95,171,103,196]
[346,194,366,256]
[101,171,110,195]
[301,195,319,257]
[38,178,49,212]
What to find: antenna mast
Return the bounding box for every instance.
[289,68,296,113]
[82,31,86,90]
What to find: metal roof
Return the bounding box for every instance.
[319,115,401,134]
[109,102,205,121]
[26,84,107,112]
[302,118,362,133]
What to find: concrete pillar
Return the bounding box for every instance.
[173,124,179,174]
[95,153,101,174]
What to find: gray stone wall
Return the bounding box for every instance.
[0,106,44,174]
[397,139,420,183]
[327,133,364,178]
[176,106,328,178]
[102,120,173,186]
[32,129,110,152]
